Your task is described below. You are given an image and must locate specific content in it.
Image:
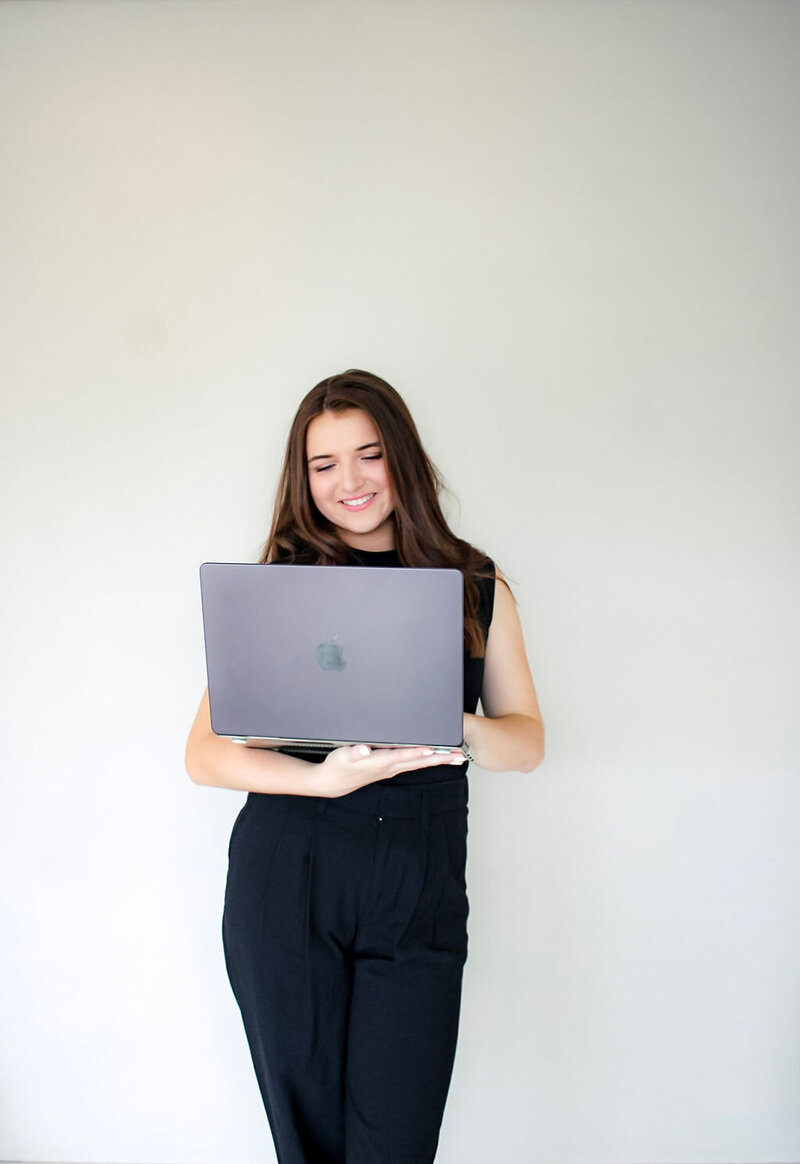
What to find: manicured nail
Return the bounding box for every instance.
[422,748,434,756]
[358,746,370,757]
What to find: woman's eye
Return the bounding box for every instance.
[315,464,335,473]
[362,453,383,461]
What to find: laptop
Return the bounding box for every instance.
[199,561,465,754]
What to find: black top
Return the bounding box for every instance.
[279,545,496,783]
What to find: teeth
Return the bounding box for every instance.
[341,494,375,507]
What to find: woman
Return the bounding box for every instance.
[186,369,544,1164]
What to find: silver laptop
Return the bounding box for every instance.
[199,562,465,753]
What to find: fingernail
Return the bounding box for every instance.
[422,748,434,756]
[358,746,370,757]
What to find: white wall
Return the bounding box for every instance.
[1,2,798,1161]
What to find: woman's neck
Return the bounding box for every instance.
[340,518,396,553]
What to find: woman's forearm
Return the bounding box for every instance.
[463,712,544,774]
[185,729,320,795]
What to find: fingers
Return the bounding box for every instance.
[352,745,465,771]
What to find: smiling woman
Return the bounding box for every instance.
[185,368,544,1164]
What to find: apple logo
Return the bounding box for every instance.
[316,635,347,672]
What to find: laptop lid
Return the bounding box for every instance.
[199,562,464,750]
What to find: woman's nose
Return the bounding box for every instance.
[340,460,363,494]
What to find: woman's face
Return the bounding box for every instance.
[305,407,396,550]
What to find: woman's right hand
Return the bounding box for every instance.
[312,744,465,798]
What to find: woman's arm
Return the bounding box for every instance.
[186,688,465,797]
[463,572,545,773]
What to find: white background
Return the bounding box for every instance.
[1,2,798,1162]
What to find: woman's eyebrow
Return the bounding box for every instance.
[307,442,381,464]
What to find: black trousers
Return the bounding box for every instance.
[222,775,469,1164]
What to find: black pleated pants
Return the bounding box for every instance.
[222,775,469,1164]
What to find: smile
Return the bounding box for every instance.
[339,493,377,510]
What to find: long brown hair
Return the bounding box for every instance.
[260,369,495,656]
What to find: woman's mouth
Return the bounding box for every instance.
[339,493,377,511]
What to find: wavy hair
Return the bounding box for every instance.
[260,369,495,656]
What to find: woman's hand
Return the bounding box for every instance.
[312,743,465,798]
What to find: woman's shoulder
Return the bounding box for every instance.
[470,549,497,583]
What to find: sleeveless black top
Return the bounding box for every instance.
[280,546,496,783]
